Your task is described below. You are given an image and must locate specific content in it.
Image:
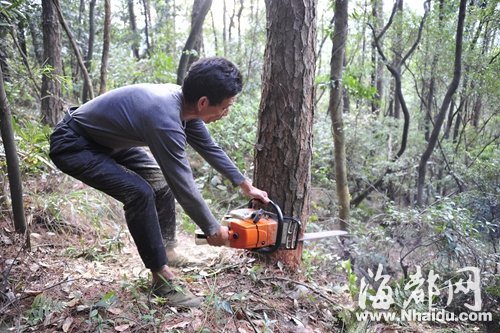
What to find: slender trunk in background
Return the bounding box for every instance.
[82,0,96,102]
[41,0,64,126]
[392,0,403,119]
[352,0,429,207]
[417,0,466,206]
[163,0,176,53]
[99,0,111,95]
[0,27,11,82]
[53,0,94,101]
[471,4,494,128]
[28,15,44,65]
[423,0,444,141]
[72,0,85,87]
[142,0,153,57]
[176,0,212,85]
[329,0,349,230]
[254,0,317,268]
[223,0,227,56]
[371,0,384,114]
[236,0,244,55]
[128,0,140,60]
[0,66,26,234]
[16,22,28,68]
[9,27,41,95]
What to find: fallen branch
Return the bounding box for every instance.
[0,276,113,313]
[258,276,340,308]
[240,306,259,333]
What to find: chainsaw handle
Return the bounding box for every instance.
[248,199,284,254]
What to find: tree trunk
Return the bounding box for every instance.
[329,0,350,230]
[82,0,96,102]
[370,0,384,115]
[99,0,111,95]
[9,27,41,96]
[254,0,316,268]
[28,17,44,65]
[0,66,26,234]
[41,0,64,126]
[416,0,466,207]
[223,0,227,56]
[443,97,456,139]
[162,0,176,54]
[0,27,11,82]
[53,0,94,101]
[236,0,244,54]
[392,0,403,119]
[16,22,28,68]
[128,0,140,60]
[142,0,153,57]
[452,99,463,143]
[423,0,444,142]
[176,0,213,85]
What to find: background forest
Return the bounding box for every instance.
[0,0,498,332]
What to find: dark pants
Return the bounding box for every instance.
[49,118,176,270]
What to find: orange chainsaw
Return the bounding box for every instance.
[195,201,348,254]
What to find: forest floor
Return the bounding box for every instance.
[0,215,351,333]
[0,182,493,332]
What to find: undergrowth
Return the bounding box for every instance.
[1,107,498,333]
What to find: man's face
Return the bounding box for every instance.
[202,96,236,123]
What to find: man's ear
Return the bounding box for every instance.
[197,96,209,112]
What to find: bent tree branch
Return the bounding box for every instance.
[351,0,430,207]
[416,0,466,206]
[52,0,94,100]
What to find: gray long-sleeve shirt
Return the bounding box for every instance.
[70,83,246,236]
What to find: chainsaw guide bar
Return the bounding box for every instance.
[195,200,348,254]
[299,230,348,241]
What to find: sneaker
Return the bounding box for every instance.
[152,280,203,307]
[166,247,191,267]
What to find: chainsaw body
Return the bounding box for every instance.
[196,201,301,253]
[222,208,279,249]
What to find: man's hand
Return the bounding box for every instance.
[240,179,270,204]
[206,226,229,246]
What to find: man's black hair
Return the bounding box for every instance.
[182,57,242,105]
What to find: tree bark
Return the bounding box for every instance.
[0,66,26,233]
[416,0,467,206]
[329,0,350,230]
[254,0,317,268]
[176,0,213,85]
[99,0,111,95]
[41,0,64,126]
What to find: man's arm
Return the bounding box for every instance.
[185,120,269,203]
[146,124,221,237]
[185,119,246,185]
